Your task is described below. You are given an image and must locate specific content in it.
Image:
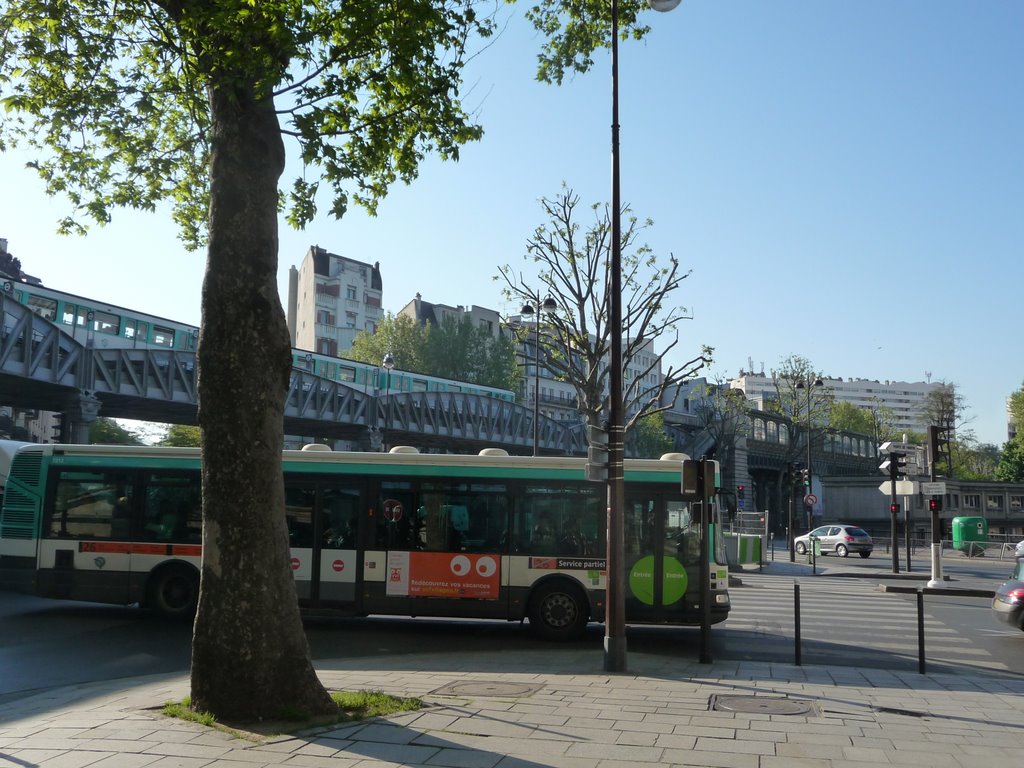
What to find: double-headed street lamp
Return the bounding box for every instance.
[381,351,395,452]
[605,0,681,674]
[795,376,823,530]
[520,295,558,457]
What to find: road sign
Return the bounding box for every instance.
[804,493,817,506]
[878,441,911,454]
[878,480,917,495]
[920,481,947,495]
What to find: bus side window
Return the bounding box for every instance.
[284,485,315,548]
[45,471,132,540]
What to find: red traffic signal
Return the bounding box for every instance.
[890,503,899,514]
[928,498,943,512]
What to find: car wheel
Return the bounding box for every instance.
[836,544,849,558]
[795,542,806,555]
[528,580,588,640]
[859,551,870,559]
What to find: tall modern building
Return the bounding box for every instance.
[727,371,940,435]
[287,246,384,355]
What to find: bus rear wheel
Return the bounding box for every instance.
[146,564,199,620]
[528,581,588,640]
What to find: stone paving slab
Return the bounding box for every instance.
[1,651,1023,768]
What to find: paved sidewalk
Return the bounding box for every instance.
[2,649,1023,768]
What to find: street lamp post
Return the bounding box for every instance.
[605,0,680,674]
[381,351,394,452]
[520,295,557,456]
[796,377,823,530]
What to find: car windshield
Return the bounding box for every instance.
[847,528,869,537]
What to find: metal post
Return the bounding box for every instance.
[927,434,943,588]
[794,580,801,666]
[788,481,795,562]
[532,310,541,456]
[382,352,394,453]
[917,589,926,674]
[904,494,912,572]
[805,383,813,530]
[604,0,626,673]
[889,456,900,574]
[699,460,712,664]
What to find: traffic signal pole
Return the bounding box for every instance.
[887,452,900,574]
[927,426,946,588]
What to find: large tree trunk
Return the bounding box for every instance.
[190,79,334,720]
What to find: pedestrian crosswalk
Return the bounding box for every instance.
[722,571,1009,672]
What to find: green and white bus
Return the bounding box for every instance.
[0,443,730,638]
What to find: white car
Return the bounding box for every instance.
[794,524,873,558]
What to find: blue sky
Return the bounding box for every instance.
[1,2,1020,447]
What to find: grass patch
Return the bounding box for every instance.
[161,690,424,742]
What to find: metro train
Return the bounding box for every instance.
[1,277,516,402]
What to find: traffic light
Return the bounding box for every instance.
[880,452,907,479]
[737,484,745,501]
[928,497,943,513]
[928,425,952,478]
[585,424,608,482]
[801,468,810,486]
[890,503,899,514]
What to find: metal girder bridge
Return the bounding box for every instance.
[0,293,579,453]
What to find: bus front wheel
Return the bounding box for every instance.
[146,564,199,620]
[528,581,588,640]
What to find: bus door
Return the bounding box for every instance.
[284,480,361,608]
[623,492,697,623]
[363,480,510,620]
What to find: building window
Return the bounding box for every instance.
[1010,496,1023,510]
[963,494,980,509]
[986,495,1003,511]
[346,285,357,300]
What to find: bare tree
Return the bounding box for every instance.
[694,378,752,503]
[497,188,711,433]
[766,355,835,489]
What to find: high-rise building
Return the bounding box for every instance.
[727,371,941,435]
[287,246,383,354]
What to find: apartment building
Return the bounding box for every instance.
[287,246,384,355]
[728,371,940,434]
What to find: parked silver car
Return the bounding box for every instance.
[794,524,873,558]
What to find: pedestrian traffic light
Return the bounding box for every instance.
[890,503,899,514]
[928,497,942,513]
[737,484,745,501]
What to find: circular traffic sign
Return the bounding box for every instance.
[804,493,817,506]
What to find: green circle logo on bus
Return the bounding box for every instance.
[628,556,688,606]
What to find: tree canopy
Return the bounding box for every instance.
[348,313,519,394]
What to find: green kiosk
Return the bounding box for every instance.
[952,516,988,557]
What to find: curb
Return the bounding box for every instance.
[877,584,995,598]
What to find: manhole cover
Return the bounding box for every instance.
[710,695,818,716]
[432,681,543,698]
